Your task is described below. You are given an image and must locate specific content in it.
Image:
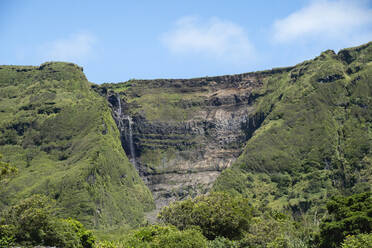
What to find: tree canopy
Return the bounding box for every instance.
[0,153,17,183]
[0,194,95,248]
[319,192,372,248]
[158,192,253,240]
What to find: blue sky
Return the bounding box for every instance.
[1,0,371,83]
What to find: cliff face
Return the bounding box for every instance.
[98,69,291,210]
[1,42,370,228]
[99,42,372,220]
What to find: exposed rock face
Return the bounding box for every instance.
[101,71,277,213]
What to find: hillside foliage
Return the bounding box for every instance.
[214,42,372,220]
[0,43,371,247]
[159,192,253,240]
[0,62,154,229]
[0,194,95,248]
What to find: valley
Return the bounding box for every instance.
[0,42,371,248]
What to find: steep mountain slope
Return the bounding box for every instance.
[0,42,370,230]
[0,62,154,229]
[214,42,372,218]
[99,42,371,218]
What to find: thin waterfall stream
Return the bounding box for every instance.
[126,116,136,166]
[116,95,136,166]
[117,94,122,116]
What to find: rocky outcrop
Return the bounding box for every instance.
[101,71,273,214]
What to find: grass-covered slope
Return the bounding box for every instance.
[0,62,154,229]
[214,42,372,218]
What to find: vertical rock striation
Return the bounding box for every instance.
[101,71,283,213]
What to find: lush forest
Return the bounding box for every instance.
[0,42,371,247]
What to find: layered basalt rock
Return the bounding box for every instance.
[99,71,274,212]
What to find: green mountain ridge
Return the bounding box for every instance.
[0,42,371,232]
[0,62,153,230]
[214,43,372,218]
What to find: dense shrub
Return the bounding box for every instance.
[0,194,95,247]
[94,240,118,248]
[123,225,207,248]
[238,212,308,248]
[341,233,372,248]
[318,192,372,248]
[0,153,17,182]
[0,224,16,247]
[207,236,239,248]
[159,192,253,240]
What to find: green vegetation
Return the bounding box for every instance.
[120,225,207,248]
[0,194,95,248]
[317,192,372,248]
[0,153,17,182]
[127,90,203,122]
[341,233,372,248]
[0,62,154,230]
[239,212,309,248]
[0,43,371,247]
[214,42,372,220]
[112,193,368,248]
[102,80,204,122]
[157,193,310,248]
[94,225,208,248]
[159,192,253,240]
[0,192,365,247]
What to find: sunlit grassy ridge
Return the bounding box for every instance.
[0,62,154,229]
[102,80,205,122]
[214,42,372,218]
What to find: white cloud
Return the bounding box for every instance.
[42,32,96,62]
[273,0,372,43]
[161,16,255,63]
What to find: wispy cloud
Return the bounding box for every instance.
[273,0,372,44]
[41,32,96,62]
[161,16,255,63]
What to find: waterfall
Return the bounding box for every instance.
[126,116,136,166]
[116,95,122,117]
[115,94,136,166]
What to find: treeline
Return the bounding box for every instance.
[96,192,371,248]
[2,192,369,248]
